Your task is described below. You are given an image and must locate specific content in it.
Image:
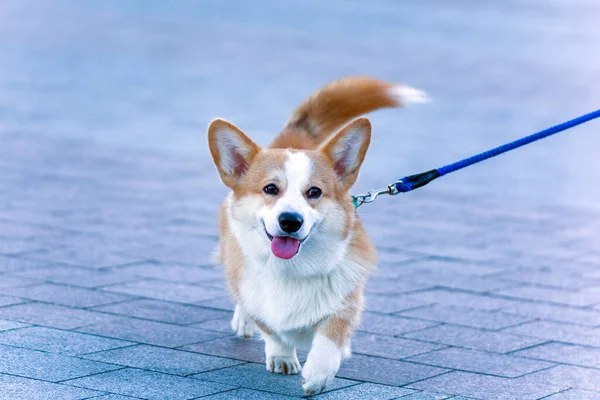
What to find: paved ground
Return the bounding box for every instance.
[2,0,600,399]
[1,129,600,400]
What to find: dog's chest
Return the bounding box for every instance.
[239,268,354,332]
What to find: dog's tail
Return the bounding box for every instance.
[270,76,428,149]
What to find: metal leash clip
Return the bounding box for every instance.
[352,181,402,209]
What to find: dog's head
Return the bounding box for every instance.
[208,118,371,273]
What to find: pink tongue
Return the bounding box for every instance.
[271,236,301,259]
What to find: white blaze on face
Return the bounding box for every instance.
[261,151,320,239]
[281,151,312,210]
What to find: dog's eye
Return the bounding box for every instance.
[263,184,279,195]
[306,187,322,199]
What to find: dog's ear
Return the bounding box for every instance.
[208,119,260,189]
[320,117,371,189]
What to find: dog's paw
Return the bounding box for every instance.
[301,334,342,396]
[301,359,338,396]
[266,355,301,375]
[231,305,254,338]
[301,368,334,396]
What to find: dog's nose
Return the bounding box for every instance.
[279,212,303,233]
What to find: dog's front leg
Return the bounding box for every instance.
[302,316,352,396]
[261,329,301,375]
[231,304,255,338]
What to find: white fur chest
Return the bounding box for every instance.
[238,259,360,333]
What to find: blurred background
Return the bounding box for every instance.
[1,0,599,208]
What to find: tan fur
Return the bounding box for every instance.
[347,223,378,266]
[272,77,399,149]
[254,319,273,335]
[234,150,288,199]
[218,203,244,298]
[208,119,260,190]
[321,118,372,190]
[321,317,351,347]
[321,286,365,347]
[321,301,360,347]
[270,128,321,150]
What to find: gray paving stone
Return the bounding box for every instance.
[0,274,37,288]
[76,318,227,347]
[312,383,414,399]
[397,305,533,330]
[27,247,145,269]
[490,268,600,289]
[0,373,101,400]
[92,298,231,325]
[85,395,142,400]
[83,344,243,375]
[493,284,600,307]
[0,319,28,331]
[515,342,600,368]
[358,312,440,336]
[0,238,47,255]
[0,283,133,307]
[336,354,448,387]
[66,368,234,400]
[365,294,433,314]
[0,222,58,242]
[364,277,434,296]
[0,294,26,307]
[381,258,503,278]
[119,243,217,266]
[579,286,600,307]
[369,263,429,280]
[114,262,224,283]
[202,278,227,291]
[0,326,134,355]
[448,397,478,400]
[395,391,453,400]
[194,295,236,311]
[9,265,139,288]
[0,344,120,382]
[408,371,569,400]
[499,302,600,327]
[191,317,233,333]
[351,332,446,359]
[406,347,555,378]
[0,302,119,329]
[182,336,272,363]
[403,246,504,267]
[373,251,426,266]
[198,388,294,399]
[544,389,600,399]
[193,363,356,397]
[0,256,49,273]
[503,320,600,347]
[413,272,517,293]
[578,252,600,265]
[525,365,600,392]
[403,324,545,353]
[397,289,518,311]
[104,279,223,303]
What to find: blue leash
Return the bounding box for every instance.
[352,109,600,208]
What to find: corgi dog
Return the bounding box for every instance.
[208,77,427,395]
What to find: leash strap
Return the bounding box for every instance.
[352,109,600,208]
